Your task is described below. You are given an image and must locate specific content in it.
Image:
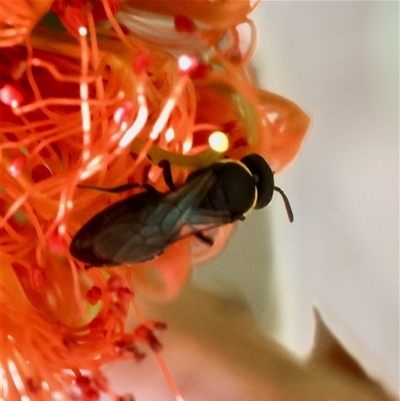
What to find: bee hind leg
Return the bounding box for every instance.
[195,232,214,246]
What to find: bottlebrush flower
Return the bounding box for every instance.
[0,0,310,399]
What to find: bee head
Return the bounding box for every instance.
[241,154,294,221]
[240,154,275,209]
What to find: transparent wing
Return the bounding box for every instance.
[93,169,229,264]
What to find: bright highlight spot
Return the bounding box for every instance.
[178,55,198,74]
[8,156,25,177]
[165,127,175,143]
[119,105,148,148]
[58,223,66,235]
[150,99,175,140]
[80,155,103,180]
[0,84,23,107]
[114,101,133,125]
[7,360,24,393]
[78,27,87,36]
[183,138,192,154]
[208,131,229,153]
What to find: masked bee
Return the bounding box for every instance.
[69,154,293,267]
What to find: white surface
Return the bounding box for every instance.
[195,1,399,394]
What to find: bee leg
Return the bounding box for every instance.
[78,183,143,193]
[195,232,214,246]
[158,159,177,191]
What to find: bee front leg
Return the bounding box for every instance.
[158,159,177,191]
[78,183,154,194]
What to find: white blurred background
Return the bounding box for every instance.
[194,0,399,394]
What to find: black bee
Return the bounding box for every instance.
[69,154,293,267]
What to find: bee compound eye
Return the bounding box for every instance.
[240,154,275,209]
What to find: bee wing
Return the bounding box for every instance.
[70,188,164,265]
[185,208,232,225]
[93,170,218,264]
[176,208,234,240]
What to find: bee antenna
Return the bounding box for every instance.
[274,186,294,223]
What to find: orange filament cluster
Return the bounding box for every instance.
[1,265,154,400]
[0,0,53,47]
[0,0,310,400]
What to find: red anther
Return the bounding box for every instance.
[124,343,145,360]
[110,302,127,317]
[26,378,41,393]
[133,51,151,75]
[7,153,26,177]
[114,338,126,349]
[64,6,87,31]
[130,345,146,361]
[232,137,248,149]
[134,324,163,352]
[0,46,27,81]
[116,287,134,302]
[63,334,78,349]
[153,321,167,330]
[30,266,46,290]
[86,286,102,304]
[48,231,67,254]
[114,337,146,360]
[51,0,66,14]
[107,275,123,291]
[123,340,137,352]
[228,47,243,64]
[223,120,239,132]
[174,15,196,33]
[190,62,208,79]
[92,0,120,21]
[76,375,91,390]
[0,83,24,107]
[88,317,104,334]
[114,101,133,125]
[146,331,162,352]
[84,387,100,401]
[134,324,148,339]
[31,165,52,183]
